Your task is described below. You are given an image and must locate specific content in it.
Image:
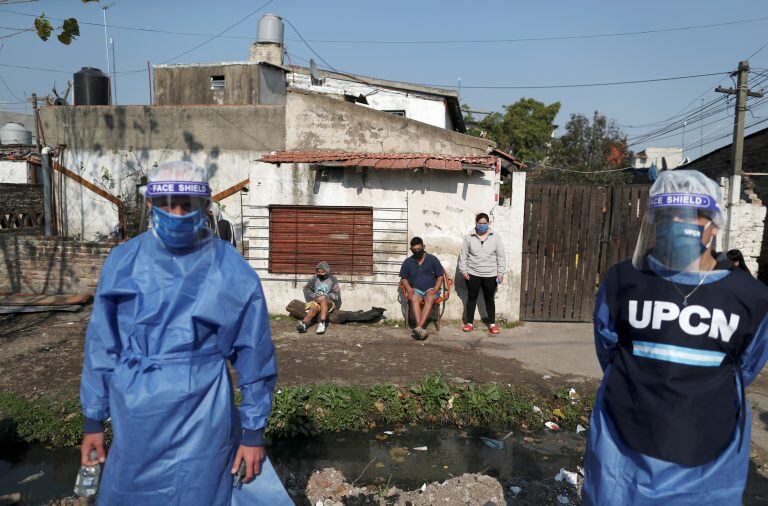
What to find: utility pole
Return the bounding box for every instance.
[715,60,764,250]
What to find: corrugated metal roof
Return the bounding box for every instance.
[260,151,497,171]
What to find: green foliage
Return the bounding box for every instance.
[57,18,81,45]
[34,1,98,44]
[34,15,52,41]
[0,393,84,447]
[410,372,452,416]
[268,386,314,437]
[465,98,560,163]
[545,111,633,184]
[0,376,595,448]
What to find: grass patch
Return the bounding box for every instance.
[0,373,593,447]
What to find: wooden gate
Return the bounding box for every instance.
[520,183,649,322]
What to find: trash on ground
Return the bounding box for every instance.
[383,431,395,435]
[413,446,428,451]
[557,495,570,504]
[576,424,587,434]
[569,388,579,402]
[510,486,522,495]
[555,468,578,486]
[552,408,565,419]
[375,434,388,441]
[545,421,560,431]
[18,471,44,484]
[532,405,542,413]
[543,375,552,379]
[420,483,427,492]
[479,430,514,450]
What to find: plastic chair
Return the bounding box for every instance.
[399,274,453,331]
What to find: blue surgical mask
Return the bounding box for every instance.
[654,221,709,270]
[476,223,490,233]
[152,206,206,249]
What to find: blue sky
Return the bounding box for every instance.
[1,0,767,158]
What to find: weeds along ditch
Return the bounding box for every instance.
[0,373,594,448]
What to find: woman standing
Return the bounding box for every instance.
[458,213,507,334]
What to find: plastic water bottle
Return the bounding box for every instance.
[74,449,101,498]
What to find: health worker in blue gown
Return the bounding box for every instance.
[583,170,768,505]
[79,161,292,505]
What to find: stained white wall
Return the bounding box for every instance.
[55,149,254,240]
[244,162,526,322]
[288,73,452,130]
[0,160,28,183]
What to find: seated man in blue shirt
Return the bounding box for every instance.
[399,237,445,340]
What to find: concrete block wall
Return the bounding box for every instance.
[728,201,766,274]
[0,234,114,294]
[0,183,44,233]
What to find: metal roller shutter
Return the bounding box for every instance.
[268,205,374,275]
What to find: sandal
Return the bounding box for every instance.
[462,323,474,332]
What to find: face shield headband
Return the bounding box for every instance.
[146,180,212,249]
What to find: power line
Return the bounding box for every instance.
[1,8,766,45]
[0,73,21,101]
[418,71,729,90]
[0,62,71,73]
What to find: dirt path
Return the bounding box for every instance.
[0,309,581,401]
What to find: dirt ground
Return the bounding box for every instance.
[0,307,569,400]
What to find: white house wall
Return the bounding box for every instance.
[56,148,255,240]
[288,73,452,130]
[0,160,28,183]
[246,162,522,322]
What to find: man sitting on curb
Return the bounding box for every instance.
[399,237,445,340]
[297,261,342,335]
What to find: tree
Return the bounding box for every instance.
[546,111,633,184]
[465,98,560,164]
[33,0,100,45]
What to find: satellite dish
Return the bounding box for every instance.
[310,58,324,86]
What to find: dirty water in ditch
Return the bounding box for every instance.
[2,426,768,505]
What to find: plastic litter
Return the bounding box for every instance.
[510,486,522,495]
[555,468,578,486]
[576,424,587,434]
[557,495,570,504]
[543,375,552,379]
[479,430,514,450]
[413,446,428,451]
[19,471,43,484]
[569,388,578,402]
[545,421,561,431]
[420,483,427,492]
[532,405,542,413]
[383,431,394,435]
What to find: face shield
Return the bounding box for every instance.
[632,170,723,273]
[140,162,215,251]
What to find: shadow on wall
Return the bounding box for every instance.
[0,234,109,294]
[337,168,492,197]
[452,264,492,326]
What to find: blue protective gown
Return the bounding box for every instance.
[80,231,292,505]
[583,266,768,505]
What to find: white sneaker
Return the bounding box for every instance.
[316,322,326,334]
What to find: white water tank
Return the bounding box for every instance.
[0,122,33,146]
[257,14,283,44]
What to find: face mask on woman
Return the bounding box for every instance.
[476,223,489,234]
[653,220,712,270]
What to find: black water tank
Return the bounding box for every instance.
[74,67,110,105]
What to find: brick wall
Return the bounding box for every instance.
[0,183,44,233]
[0,234,114,294]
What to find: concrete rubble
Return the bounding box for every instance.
[306,467,506,506]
